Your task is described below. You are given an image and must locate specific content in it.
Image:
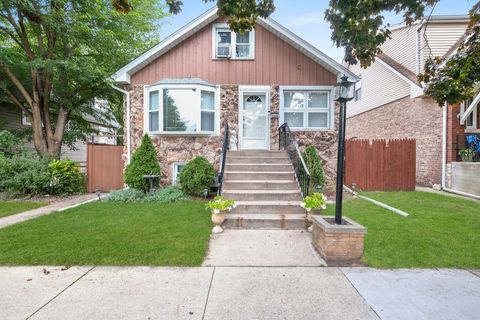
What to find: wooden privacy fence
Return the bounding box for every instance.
[345,139,416,191]
[86,143,124,193]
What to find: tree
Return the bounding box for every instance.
[0,0,166,158]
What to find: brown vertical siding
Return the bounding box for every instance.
[131,20,337,86]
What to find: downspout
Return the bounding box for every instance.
[441,102,447,188]
[111,85,131,164]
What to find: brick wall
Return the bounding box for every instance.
[346,96,443,186]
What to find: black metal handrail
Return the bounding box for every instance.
[218,120,229,195]
[455,133,480,162]
[279,123,310,197]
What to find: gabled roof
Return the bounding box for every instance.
[377,53,420,86]
[113,7,358,84]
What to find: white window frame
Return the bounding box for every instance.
[212,23,255,60]
[172,162,186,186]
[461,100,479,132]
[21,112,31,126]
[144,84,220,136]
[279,86,335,131]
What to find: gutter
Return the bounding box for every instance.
[441,103,447,188]
[111,85,131,164]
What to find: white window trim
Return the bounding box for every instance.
[21,112,31,126]
[172,162,186,186]
[461,100,479,132]
[212,23,255,60]
[143,84,220,136]
[279,86,335,131]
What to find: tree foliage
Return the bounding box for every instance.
[0,0,166,158]
[419,3,480,105]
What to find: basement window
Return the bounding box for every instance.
[172,162,186,185]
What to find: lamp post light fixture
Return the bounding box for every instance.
[334,75,355,225]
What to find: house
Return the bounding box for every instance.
[113,7,357,192]
[0,99,119,170]
[345,15,480,197]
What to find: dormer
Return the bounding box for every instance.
[212,23,255,60]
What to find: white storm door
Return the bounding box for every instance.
[240,92,269,150]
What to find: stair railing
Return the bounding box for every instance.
[279,123,310,197]
[218,120,229,195]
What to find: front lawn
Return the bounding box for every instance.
[323,191,480,268]
[0,201,211,266]
[0,201,47,219]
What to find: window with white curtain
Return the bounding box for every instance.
[281,88,332,130]
[146,84,218,134]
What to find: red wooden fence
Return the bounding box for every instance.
[86,143,124,192]
[345,139,416,191]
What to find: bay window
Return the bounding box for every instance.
[213,24,255,59]
[280,87,333,130]
[146,84,218,134]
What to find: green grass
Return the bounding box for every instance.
[0,201,47,219]
[323,191,480,268]
[0,201,211,266]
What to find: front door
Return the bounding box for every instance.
[239,92,269,150]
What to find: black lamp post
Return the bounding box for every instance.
[334,75,355,225]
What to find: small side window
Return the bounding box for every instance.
[172,162,186,185]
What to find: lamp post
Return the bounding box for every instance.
[334,75,355,225]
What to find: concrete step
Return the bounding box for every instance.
[225,171,295,181]
[225,163,293,172]
[226,156,290,164]
[223,190,302,201]
[223,180,299,191]
[230,201,306,214]
[228,150,287,157]
[224,213,306,230]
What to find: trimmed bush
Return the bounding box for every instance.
[49,159,86,195]
[144,186,189,203]
[179,156,216,196]
[124,134,161,192]
[303,146,325,194]
[106,188,146,202]
[0,130,24,156]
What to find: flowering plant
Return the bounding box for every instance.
[300,192,327,212]
[206,196,236,214]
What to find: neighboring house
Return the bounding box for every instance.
[345,15,480,196]
[113,7,357,190]
[0,99,118,170]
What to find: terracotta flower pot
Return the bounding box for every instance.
[211,211,226,234]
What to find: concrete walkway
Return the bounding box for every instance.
[0,194,103,229]
[203,230,326,266]
[1,266,479,320]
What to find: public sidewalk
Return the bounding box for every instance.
[0,193,105,229]
[1,266,479,320]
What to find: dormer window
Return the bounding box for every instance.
[213,24,255,59]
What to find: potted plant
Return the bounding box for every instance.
[300,192,327,232]
[459,147,475,162]
[206,195,236,234]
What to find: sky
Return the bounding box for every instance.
[158,0,474,62]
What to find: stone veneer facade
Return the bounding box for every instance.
[346,96,443,186]
[125,85,339,191]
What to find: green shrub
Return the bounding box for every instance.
[0,153,51,196]
[124,134,161,191]
[179,156,216,196]
[106,188,146,202]
[303,146,325,194]
[49,159,86,195]
[0,130,24,156]
[143,186,189,203]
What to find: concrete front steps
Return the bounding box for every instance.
[222,150,306,230]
